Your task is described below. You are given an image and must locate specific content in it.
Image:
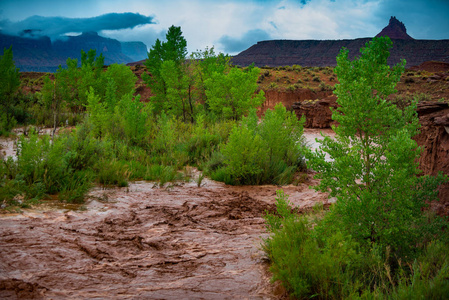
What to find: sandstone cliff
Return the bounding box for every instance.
[232,38,449,68]
[232,17,448,68]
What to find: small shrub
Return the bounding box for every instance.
[405,77,415,84]
[59,170,93,203]
[95,159,129,187]
[414,92,432,102]
[287,85,296,91]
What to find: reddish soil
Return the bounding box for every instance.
[0,174,329,299]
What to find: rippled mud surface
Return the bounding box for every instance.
[0,175,329,299]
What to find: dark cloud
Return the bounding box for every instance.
[218,29,271,54]
[1,13,155,39]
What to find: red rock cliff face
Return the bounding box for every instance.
[259,89,332,116]
[414,102,449,214]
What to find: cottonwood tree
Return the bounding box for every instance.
[143,25,187,114]
[0,46,20,132]
[307,37,446,258]
[205,65,265,120]
[189,47,230,106]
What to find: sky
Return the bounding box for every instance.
[1,0,448,55]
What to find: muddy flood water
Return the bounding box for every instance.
[0,129,334,299]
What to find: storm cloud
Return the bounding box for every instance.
[1,12,155,39]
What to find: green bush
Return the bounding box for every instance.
[220,119,268,184]
[264,191,367,299]
[94,159,129,187]
[59,170,93,203]
[210,104,305,185]
[264,190,449,299]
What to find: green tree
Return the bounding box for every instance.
[0,46,20,132]
[307,37,447,258]
[104,63,137,100]
[77,49,106,107]
[160,60,193,122]
[41,74,69,138]
[221,119,268,183]
[86,87,108,139]
[205,66,265,120]
[143,25,187,115]
[163,25,187,64]
[116,93,147,145]
[189,47,230,106]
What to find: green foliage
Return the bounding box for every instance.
[189,47,231,114]
[260,36,449,299]
[59,170,93,203]
[144,27,262,122]
[104,63,137,100]
[160,60,194,121]
[0,46,20,133]
[116,93,148,146]
[205,66,265,120]
[143,25,188,114]
[263,190,449,299]
[307,37,448,259]
[1,129,99,206]
[94,159,129,187]
[221,118,268,183]
[211,104,305,185]
[86,88,109,139]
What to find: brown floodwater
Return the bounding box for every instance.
[0,129,332,299]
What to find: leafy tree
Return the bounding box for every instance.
[77,49,106,107]
[104,63,136,100]
[205,66,265,120]
[116,93,147,146]
[56,58,82,112]
[0,46,20,132]
[307,36,447,258]
[41,74,70,138]
[143,25,187,114]
[160,60,193,122]
[189,47,230,106]
[163,25,187,64]
[86,87,108,139]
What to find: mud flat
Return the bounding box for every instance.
[0,175,328,299]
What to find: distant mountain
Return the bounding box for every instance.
[0,31,148,72]
[232,17,449,68]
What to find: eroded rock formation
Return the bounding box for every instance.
[414,102,449,213]
[376,16,413,40]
